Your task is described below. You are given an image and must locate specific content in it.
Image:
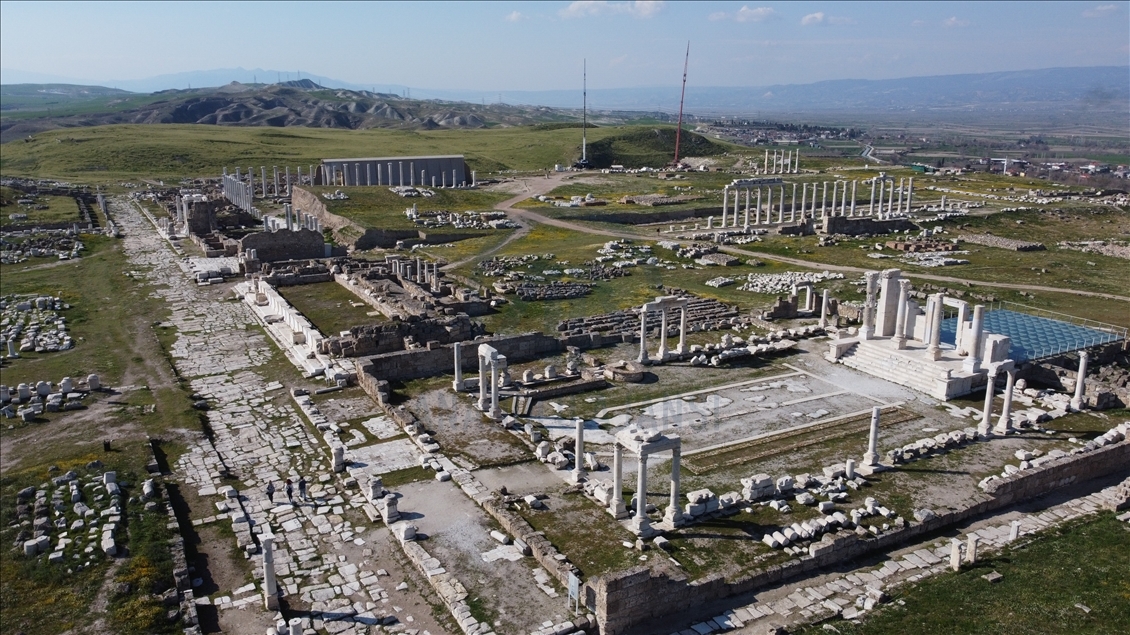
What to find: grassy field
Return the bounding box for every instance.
[0,186,80,227]
[449,223,820,336]
[0,228,206,633]
[798,512,1130,635]
[312,185,511,230]
[277,281,381,336]
[0,123,735,182]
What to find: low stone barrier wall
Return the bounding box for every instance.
[591,438,1130,635]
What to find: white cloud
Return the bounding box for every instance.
[942,16,970,28]
[1082,4,1118,17]
[801,12,824,25]
[735,6,776,23]
[911,19,926,27]
[505,10,523,22]
[708,11,729,21]
[560,1,664,19]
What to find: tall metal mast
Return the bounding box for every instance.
[673,42,690,167]
[582,59,587,164]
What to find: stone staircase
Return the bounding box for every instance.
[837,341,963,399]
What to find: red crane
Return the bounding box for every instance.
[672,42,690,168]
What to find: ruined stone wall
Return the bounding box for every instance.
[592,439,1130,635]
[320,316,484,357]
[186,199,224,236]
[355,331,609,383]
[239,228,325,262]
[820,216,917,236]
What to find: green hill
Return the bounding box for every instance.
[0,123,738,181]
[585,127,727,168]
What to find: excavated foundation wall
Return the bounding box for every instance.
[592,439,1130,635]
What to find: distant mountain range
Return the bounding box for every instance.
[4,65,1125,114]
[1,66,1125,143]
[0,80,590,143]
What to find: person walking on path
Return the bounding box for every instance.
[266,481,276,504]
[298,476,307,501]
[285,479,294,504]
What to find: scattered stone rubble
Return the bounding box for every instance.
[979,422,1129,490]
[1056,240,1130,261]
[0,375,99,421]
[0,232,85,263]
[12,462,133,570]
[958,233,1045,251]
[1,294,75,356]
[738,271,844,295]
[406,205,519,230]
[556,290,741,339]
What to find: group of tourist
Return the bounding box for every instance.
[265,476,308,505]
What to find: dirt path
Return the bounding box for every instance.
[81,559,125,635]
[442,173,572,271]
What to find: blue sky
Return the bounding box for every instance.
[1,1,1127,90]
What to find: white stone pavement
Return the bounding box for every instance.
[114,197,461,635]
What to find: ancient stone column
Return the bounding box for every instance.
[831,181,838,216]
[573,419,585,483]
[995,369,1016,434]
[790,182,797,221]
[676,306,688,354]
[744,188,750,229]
[861,272,879,340]
[452,343,463,391]
[897,178,904,214]
[978,366,998,437]
[887,179,895,216]
[610,443,627,517]
[665,446,682,527]
[850,180,857,216]
[766,187,773,224]
[863,407,881,466]
[262,534,278,609]
[637,307,649,363]
[819,289,830,328]
[963,305,985,373]
[733,189,740,227]
[632,451,651,534]
[821,181,827,217]
[1009,520,1020,542]
[800,183,808,219]
[877,179,885,218]
[1070,351,1089,410]
[489,357,502,419]
[906,177,914,212]
[950,539,963,571]
[722,188,729,227]
[332,445,345,473]
[763,150,769,172]
[926,294,944,360]
[954,303,969,356]
[845,458,856,479]
[756,188,762,224]
[657,309,669,359]
[966,535,979,564]
[478,351,489,410]
[778,186,785,223]
[893,279,910,349]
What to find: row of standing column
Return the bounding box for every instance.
[224,165,312,198]
[607,443,682,530]
[325,162,471,189]
[761,149,799,174]
[720,178,914,227]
